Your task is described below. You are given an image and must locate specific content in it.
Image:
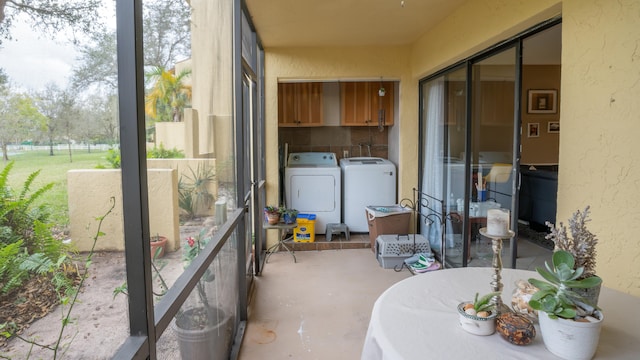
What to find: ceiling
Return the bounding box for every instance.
[244,0,467,47]
[244,0,561,64]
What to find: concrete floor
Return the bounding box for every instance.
[239,234,551,359]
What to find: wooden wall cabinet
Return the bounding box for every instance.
[278,82,323,127]
[340,81,394,126]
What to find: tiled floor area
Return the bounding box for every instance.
[239,233,552,359]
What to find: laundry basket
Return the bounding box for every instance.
[365,205,412,251]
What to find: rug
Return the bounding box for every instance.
[518,223,554,250]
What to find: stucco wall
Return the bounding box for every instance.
[190,0,233,158]
[261,0,640,295]
[558,0,640,295]
[67,169,179,252]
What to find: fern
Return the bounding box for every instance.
[0,161,55,251]
[0,241,29,294]
[18,253,55,275]
[31,221,72,263]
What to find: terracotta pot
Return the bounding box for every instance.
[265,212,280,225]
[150,235,168,258]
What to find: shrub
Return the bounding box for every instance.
[0,162,54,250]
[105,148,121,168]
[147,143,185,159]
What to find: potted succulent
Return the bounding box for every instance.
[457,291,501,335]
[545,206,601,305]
[528,250,603,360]
[264,205,284,225]
[282,208,299,224]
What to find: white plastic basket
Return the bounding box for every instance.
[376,234,431,256]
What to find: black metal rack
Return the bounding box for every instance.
[400,188,460,268]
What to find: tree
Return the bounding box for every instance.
[143,0,191,68]
[71,0,191,92]
[71,31,118,93]
[0,85,40,161]
[145,66,192,123]
[0,0,104,45]
[75,94,119,150]
[33,84,76,157]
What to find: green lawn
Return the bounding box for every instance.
[3,150,111,226]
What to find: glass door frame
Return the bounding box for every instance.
[418,17,561,268]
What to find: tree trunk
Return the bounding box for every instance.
[1,142,8,162]
[67,141,73,162]
[49,138,54,156]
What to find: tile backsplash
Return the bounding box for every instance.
[278,126,389,163]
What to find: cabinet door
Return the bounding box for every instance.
[297,83,323,126]
[340,82,371,126]
[278,83,323,127]
[278,83,297,126]
[341,82,394,126]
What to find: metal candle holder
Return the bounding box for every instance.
[479,227,515,315]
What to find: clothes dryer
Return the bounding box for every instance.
[284,152,341,234]
[340,157,396,232]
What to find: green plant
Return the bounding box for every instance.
[462,291,500,317]
[545,206,598,279]
[0,240,29,294]
[281,208,298,224]
[282,208,298,216]
[147,143,185,159]
[0,161,55,249]
[528,250,602,320]
[105,147,121,168]
[145,66,192,123]
[472,291,501,313]
[264,205,286,214]
[178,164,216,220]
[1,197,116,359]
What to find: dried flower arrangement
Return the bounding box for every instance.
[545,206,598,279]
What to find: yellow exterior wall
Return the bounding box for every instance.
[411,1,562,78]
[263,0,640,295]
[559,0,640,295]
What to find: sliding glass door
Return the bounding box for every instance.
[420,46,520,268]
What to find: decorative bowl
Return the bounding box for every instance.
[457,302,497,336]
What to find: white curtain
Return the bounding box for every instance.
[420,79,445,250]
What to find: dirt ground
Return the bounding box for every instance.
[0,219,207,359]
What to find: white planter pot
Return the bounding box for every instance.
[457,302,497,336]
[538,310,603,360]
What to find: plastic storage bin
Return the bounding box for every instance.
[375,234,431,269]
[365,205,412,251]
[294,213,316,242]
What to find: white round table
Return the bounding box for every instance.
[361,267,640,359]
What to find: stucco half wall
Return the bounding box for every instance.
[67,169,179,253]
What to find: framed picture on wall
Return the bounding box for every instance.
[527,89,557,114]
[528,123,540,138]
[548,121,560,133]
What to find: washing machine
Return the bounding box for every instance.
[285,152,341,234]
[340,157,396,232]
